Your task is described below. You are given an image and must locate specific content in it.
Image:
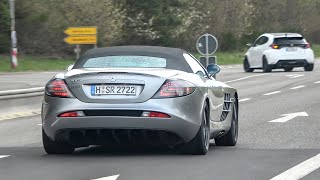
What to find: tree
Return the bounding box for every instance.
[0,0,10,53]
[15,0,124,56]
[117,0,185,46]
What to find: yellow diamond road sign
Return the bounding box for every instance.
[64,35,97,45]
[64,27,97,36]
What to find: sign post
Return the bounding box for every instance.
[9,0,18,68]
[196,33,218,78]
[64,26,97,60]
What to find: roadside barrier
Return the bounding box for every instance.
[0,87,44,100]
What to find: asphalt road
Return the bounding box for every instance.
[0,61,319,180]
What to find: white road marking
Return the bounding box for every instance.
[270,153,320,180]
[224,74,268,83]
[314,81,320,84]
[285,74,305,79]
[239,98,251,102]
[37,124,42,126]
[263,91,281,96]
[269,112,308,123]
[0,155,10,159]
[92,175,120,180]
[290,85,305,90]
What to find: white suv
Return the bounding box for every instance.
[244,33,314,72]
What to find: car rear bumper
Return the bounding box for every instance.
[42,92,206,145]
[265,49,314,66]
[272,59,311,68]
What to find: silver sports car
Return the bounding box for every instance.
[42,46,239,155]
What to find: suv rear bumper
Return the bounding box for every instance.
[272,59,311,68]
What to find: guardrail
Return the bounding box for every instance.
[0,87,44,100]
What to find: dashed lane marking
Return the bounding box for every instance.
[239,98,251,102]
[286,74,305,79]
[224,74,268,83]
[315,81,320,84]
[270,153,320,180]
[92,175,120,180]
[0,155,10,159]
[263,91,281,96]
[0,110,41,122]
[37,124,42,126]
[290,85,305,90]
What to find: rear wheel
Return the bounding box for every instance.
[304,64,314,71]
[181,104,210,155]
[262,56,272,73]
[42,129,75,154]
[243,57,254,72]
[215,100,238,146]
[284,67,294,72]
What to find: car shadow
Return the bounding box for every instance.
[247,69,306,73]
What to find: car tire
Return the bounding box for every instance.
[284,67,294,72]
[42,129,75,154]
[181,104,210,155]
[243,57,254,72]
[262,56,272,73]
[304,64,314,71]
[215,100,238,146]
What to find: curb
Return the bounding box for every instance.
[0,87,44,100]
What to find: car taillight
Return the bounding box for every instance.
[58,111,85,117]
[305,43,311,49]
[45,79,73,98]
[141,111,171,118]
[271,44,279,49]
[152,79,196,98]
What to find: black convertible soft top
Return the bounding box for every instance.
[73,46,193,73]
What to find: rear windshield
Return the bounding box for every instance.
[83,56,167,68]
[274,37,306,44]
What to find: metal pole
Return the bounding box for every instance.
[75,44,80,60]
[205,33,209,67]
[9,0,18,69]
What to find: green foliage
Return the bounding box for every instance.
[118,0,185,46]
[220,32,239,51]
[0,1,10,53]
[194,51,245,65]
[312,44,320,58]
[2,0,320,57]
[0,55,74,72]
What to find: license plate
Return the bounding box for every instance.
[91,85,136,95]
[286,47,297,51]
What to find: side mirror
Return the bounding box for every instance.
[207,64,221,77]
[66,64,74,71]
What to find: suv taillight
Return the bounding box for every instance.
[45,79,73,98]
[152,79,196,98]
[271,44,280,49]
[305,43,311,49]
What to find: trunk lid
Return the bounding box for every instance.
[64,68,185,103]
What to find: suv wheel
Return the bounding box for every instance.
[262,56,272,73]
[304,64,314,71]
[243,57,254,72]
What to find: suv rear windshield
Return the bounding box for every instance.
[83,56,167,68]
[274,37,306,45]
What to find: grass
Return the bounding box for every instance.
[0,55,75,72]
[0,45,318,72]
[193,51,245,65]
[312,44,320,58]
